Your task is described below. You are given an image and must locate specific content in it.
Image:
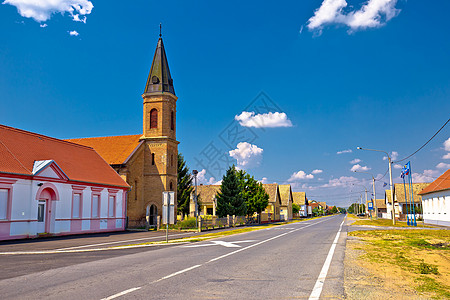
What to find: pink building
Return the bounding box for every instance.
[0,125,129,241]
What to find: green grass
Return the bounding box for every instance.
[349,229,450,299]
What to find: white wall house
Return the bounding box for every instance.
[419,169,450,227]
[0,125,129,241]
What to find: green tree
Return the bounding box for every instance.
[177,153,193,216]
[292,203,300,215]
[216,165,246,217]
[330,206,338,214]
[236,170,269,216]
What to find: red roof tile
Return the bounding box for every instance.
[418,169,450,195]
[0,125,129,188]
[66,135,141,165]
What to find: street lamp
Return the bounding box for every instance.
[192,170,198,222]
[357,147,395,225]
[353,170,377,219]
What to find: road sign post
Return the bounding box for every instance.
[162,191,175,243]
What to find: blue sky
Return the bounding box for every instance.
[1,0,450,207]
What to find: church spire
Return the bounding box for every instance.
[144,31,175,95]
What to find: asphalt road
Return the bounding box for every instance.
[0,215,347,299]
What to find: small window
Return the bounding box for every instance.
[0,189,8,219]
[73,193,81,218]
[108,196,115,217]
[92,195,100,218]
[170,182,173,191]
[152,153,155,165]
[37,202,45,222]
[171,111,174,130]
[150,109,158,129]
[134,180,138,201]
[171,154,173,167]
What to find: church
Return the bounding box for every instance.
[67,34,179,228]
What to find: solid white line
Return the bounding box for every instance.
[101,287,141,300]
[153,265,202,283]
[56,232,193,251]
[308,217,345,300]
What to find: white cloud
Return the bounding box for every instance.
[307,0,400,33]
[3,0,93,23]
[259,177,270,184]
[288,170,314,182]
[312,169,323,174]
[321,176,358,188]
[39,23,47,28]
[383,151,398,161]
[443,153,450,160]
[393,164,402,169]
[196,169,218,185]
[444,137,450,152]
[350,164,371,172]
[436,162,450,170]
[412,169,439,183]
[350,158,361,164]
[69,30,79,36]
[229,142,263,169]
[337,149,352,154]
[235,111,293,128]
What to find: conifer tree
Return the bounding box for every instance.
[216,165,246,217]
[177,153,193,216]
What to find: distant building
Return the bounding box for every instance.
[262,184,281,222]
[0,125,129,241]
[385,183,430,220]
[419,169,450,226]
[190,185,220,216]
[278,184,293,221]
[374,199,386,218]
[292,192,308,217]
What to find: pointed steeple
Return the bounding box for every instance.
[144,37,175,95]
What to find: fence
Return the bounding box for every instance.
[198,215,253,232]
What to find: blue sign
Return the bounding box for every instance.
[368,201,374,210]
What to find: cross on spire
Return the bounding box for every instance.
[159,23,162,37]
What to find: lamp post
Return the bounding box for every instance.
[357,147,395,225]
[353,170,377,219]
[192,170,198,229]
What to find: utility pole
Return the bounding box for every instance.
[357,147,396,225]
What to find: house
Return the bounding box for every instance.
[278,184,293,221]
[67,35,179,228]
[374,199,386,218]
[189,185,220,216]
[0,125,129,241]
[309,200,324,215]
[384,183,430,220]
[292,192,308,217]
[261,184,281,222]
[419,169,450,226]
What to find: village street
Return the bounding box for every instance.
[0,215,346,299]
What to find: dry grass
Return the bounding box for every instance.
[347,229,450,299]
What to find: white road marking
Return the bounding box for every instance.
[56,232,193,251]
[208,218,332,263]
[183,240,257,248]
[153,265,202,283]
[308,217,345,300]
[101,287,141,300]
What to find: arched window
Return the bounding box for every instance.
[170,182,173,191]
[171,111,174,130]
[150,109,158,129]
[152,153,155,165]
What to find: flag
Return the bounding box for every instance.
[403,162,410,176]
[383,182,387,187]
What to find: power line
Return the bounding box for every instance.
[395,117,450,163]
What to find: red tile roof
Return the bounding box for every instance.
[0,125,129,188]
[66,135,141,165]
[418,169,450,195]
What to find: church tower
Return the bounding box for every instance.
[141,34,179,222]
